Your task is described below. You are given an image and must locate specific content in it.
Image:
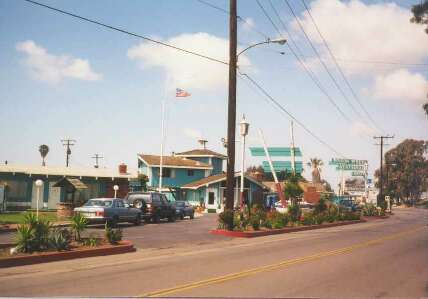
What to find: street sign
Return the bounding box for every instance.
[336,165,367,171]
[352,171,366,177]
[262,161,303,173]
[250,147,302,157]
[329,158,368,165]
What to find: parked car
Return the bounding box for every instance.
[74,198,142,226]
[175,200,195,220]
[125,192,176,223]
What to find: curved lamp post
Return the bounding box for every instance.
[237,38,287,60]
[35,179,44,220]
[113,185,119,198]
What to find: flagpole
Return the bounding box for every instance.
[159,99,165,193]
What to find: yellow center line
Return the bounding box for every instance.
[139,225,425,297]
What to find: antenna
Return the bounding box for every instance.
[61,139,76,167]
[198,139,208,149]
[91,153,104,168]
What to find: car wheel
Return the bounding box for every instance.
[134,214,141,226]
[133,200,143,209]
[168,214,176,222]
[190,212,194,219]
[180,213,184,220]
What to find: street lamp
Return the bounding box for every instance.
[237,38,287,59]
[113,185,119,198]
[35,179,44,220]
[239,115,249,210]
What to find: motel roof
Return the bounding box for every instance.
[0,164,136,179]
[138,154,213,170]
[181,172,267,190]
[174,149,227,159]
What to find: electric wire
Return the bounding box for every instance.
[22,0,229,66]
[283,0,363,121]
[300,0,383,133]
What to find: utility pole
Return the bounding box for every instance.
[225,0,237,213]
[61,139,76,167]
[91,154,103,169]
[374,135,394,206]
[290,120,296,175]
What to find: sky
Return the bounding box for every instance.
[1,0,427,191]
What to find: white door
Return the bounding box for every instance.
[206,188,217,210]
[48,182,61,209]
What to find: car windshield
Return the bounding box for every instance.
[84,199,113,207]
[127,194,151,203]
[175,201,185,207]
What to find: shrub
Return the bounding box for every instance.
[49,228,72,251]
[218,210,235,231]
[250,215,261,230]
[233,212,249,231]
[71,213,88,241]
[314,213,325,225]
[314,197,328,214]
[15,225,34,253]
[288,204,301,222]
[302,213,315,225]
[32,217,52,251]
[251,205,267,222]
[363,203,377,216]
[262,219,273,229]
[84,233,100,247]
[266,210,288,229]
[104,223,122,244]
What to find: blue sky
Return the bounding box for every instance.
[1,0,427,189]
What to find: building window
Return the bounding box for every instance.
[161,168,171,178]
[187,169,194,176]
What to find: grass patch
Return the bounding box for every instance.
[0,211,60,225]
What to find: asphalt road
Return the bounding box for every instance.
[0,208,426,298]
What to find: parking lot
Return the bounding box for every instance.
[0,213,230,249]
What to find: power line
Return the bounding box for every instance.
[240,72,347,158]
[283,0,364,122]
[22,0,228,66]
[196,0,270,40]
[256,0,353,123]
[91,153,104,169]
[300,0,383,133]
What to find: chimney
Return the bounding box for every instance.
[119,163,127,174]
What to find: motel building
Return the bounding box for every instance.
[138,149,267,212]
[0,163,135,211]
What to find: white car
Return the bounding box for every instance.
[274,201,288,214]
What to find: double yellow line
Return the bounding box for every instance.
[140,225,424,297]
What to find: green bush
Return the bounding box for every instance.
[104,223,122,244]
[71,213,88,241]
[302,213,315,225]
[15,225,34,253]
[314,213,325,225]
[49,228,72,251]
[262,219,273,229]
[288,204,301,222]
[84,233,100,247]
[250,215,261,230]
[314,197,328,214]
[363,203,377,216]
[218,210,235,231]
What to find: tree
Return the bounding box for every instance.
[307,158,323,183]
[38,145,49,166]
[284,173,304,205]
[411,1,428,116]
[374,139,428,205]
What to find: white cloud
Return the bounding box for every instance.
[241,17,256,32]
[371,69,428,103]
[16,40,101,83]
[351,121,376,137]
[127,32,250,91]
[183,128,202,140]
[293,0,428,76]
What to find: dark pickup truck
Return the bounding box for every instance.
[125,192,176,223]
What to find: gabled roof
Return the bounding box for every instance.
[54,177,88,190]
[138,154,212,170]
[174,149,227,160]
[181,172,267,190]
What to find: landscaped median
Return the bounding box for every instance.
[0,212,135,268]
[211,198,381,239]
[210,219,366,238]
[0,240,135,268]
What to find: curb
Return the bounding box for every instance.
[210,220,366,238]
[0,240,135,268]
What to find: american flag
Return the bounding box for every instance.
[176,88,191,98]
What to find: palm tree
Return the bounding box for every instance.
[423,102,428,117]
[39,145,49,166]
[307,158,323,183]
